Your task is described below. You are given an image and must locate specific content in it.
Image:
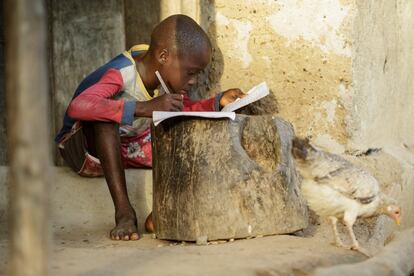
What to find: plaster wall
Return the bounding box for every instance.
[124,0,160,48]
[202,0,414,154]
[201,0,355,151]
[351,0,414,150]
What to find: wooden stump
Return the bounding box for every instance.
[152,114,308,241]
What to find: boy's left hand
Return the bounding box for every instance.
[220,88,246,107]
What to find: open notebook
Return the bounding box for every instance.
[221,82,269,112]
[153,82,269,126]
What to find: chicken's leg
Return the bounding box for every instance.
[343,213,371,257]
[329,216,345,247]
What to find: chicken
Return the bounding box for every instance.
[291,137,401,256]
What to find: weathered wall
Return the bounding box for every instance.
[201,0,355,152]
[124,0,160,48]
[201,0,414,154]
[160,0,200,21]
[350,0,414,150]
[50,0,125,163]
[0,3,6,165]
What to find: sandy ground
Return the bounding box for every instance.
[0,228,365,276]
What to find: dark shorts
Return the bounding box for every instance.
[58,122,152,177]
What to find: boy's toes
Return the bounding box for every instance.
[111,232,121,240]
[110,226,140,241]
[121,231,139,241]
[125,227,140,240]
[130,232,139,240]
[110,214,140,241]
[110,229,126,241]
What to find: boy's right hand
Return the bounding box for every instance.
[135,94,184,117]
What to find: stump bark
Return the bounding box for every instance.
[152,114,308,241]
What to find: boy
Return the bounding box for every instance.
[55,14,244,241]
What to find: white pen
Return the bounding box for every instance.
[155,70,171,94]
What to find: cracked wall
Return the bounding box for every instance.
[201,0,414,155]
[350,0,414,150]
[201,0,355,152]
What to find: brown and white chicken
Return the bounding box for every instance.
[292,137,401,256]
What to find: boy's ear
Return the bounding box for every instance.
[158,48,169,64]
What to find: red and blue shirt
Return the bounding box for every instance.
[55,44,220,142]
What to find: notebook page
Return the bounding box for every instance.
[221,82,269,112]
[153,111,236,126]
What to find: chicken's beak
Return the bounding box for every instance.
[395,217,401,226]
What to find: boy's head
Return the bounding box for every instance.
[149,14,212,94]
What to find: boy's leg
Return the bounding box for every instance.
[119,128,155,233]
[83,121,139,241]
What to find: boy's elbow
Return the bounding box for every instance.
[67,98,89,120]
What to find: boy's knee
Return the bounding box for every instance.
[83,121,120,143]
[81,121,120,157]
[83,121,119,133]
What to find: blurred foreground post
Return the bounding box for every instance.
[4,0,50,275]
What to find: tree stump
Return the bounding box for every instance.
[151,114,308,241]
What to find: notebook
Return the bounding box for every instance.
[152,81,269,126]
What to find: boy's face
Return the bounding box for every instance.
[159,47,211,95]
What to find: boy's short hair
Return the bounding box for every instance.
[150,14,212,57]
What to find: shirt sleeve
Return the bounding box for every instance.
[67,68,136,125]
[182,92,223,112]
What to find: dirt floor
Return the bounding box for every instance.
[0,228,366,276]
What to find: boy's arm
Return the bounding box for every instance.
[182,88,245,111]
[67,69,136,125]
[182,93,223,112]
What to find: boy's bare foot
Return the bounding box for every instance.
[145,212,155,233]
[110,210,140,241]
